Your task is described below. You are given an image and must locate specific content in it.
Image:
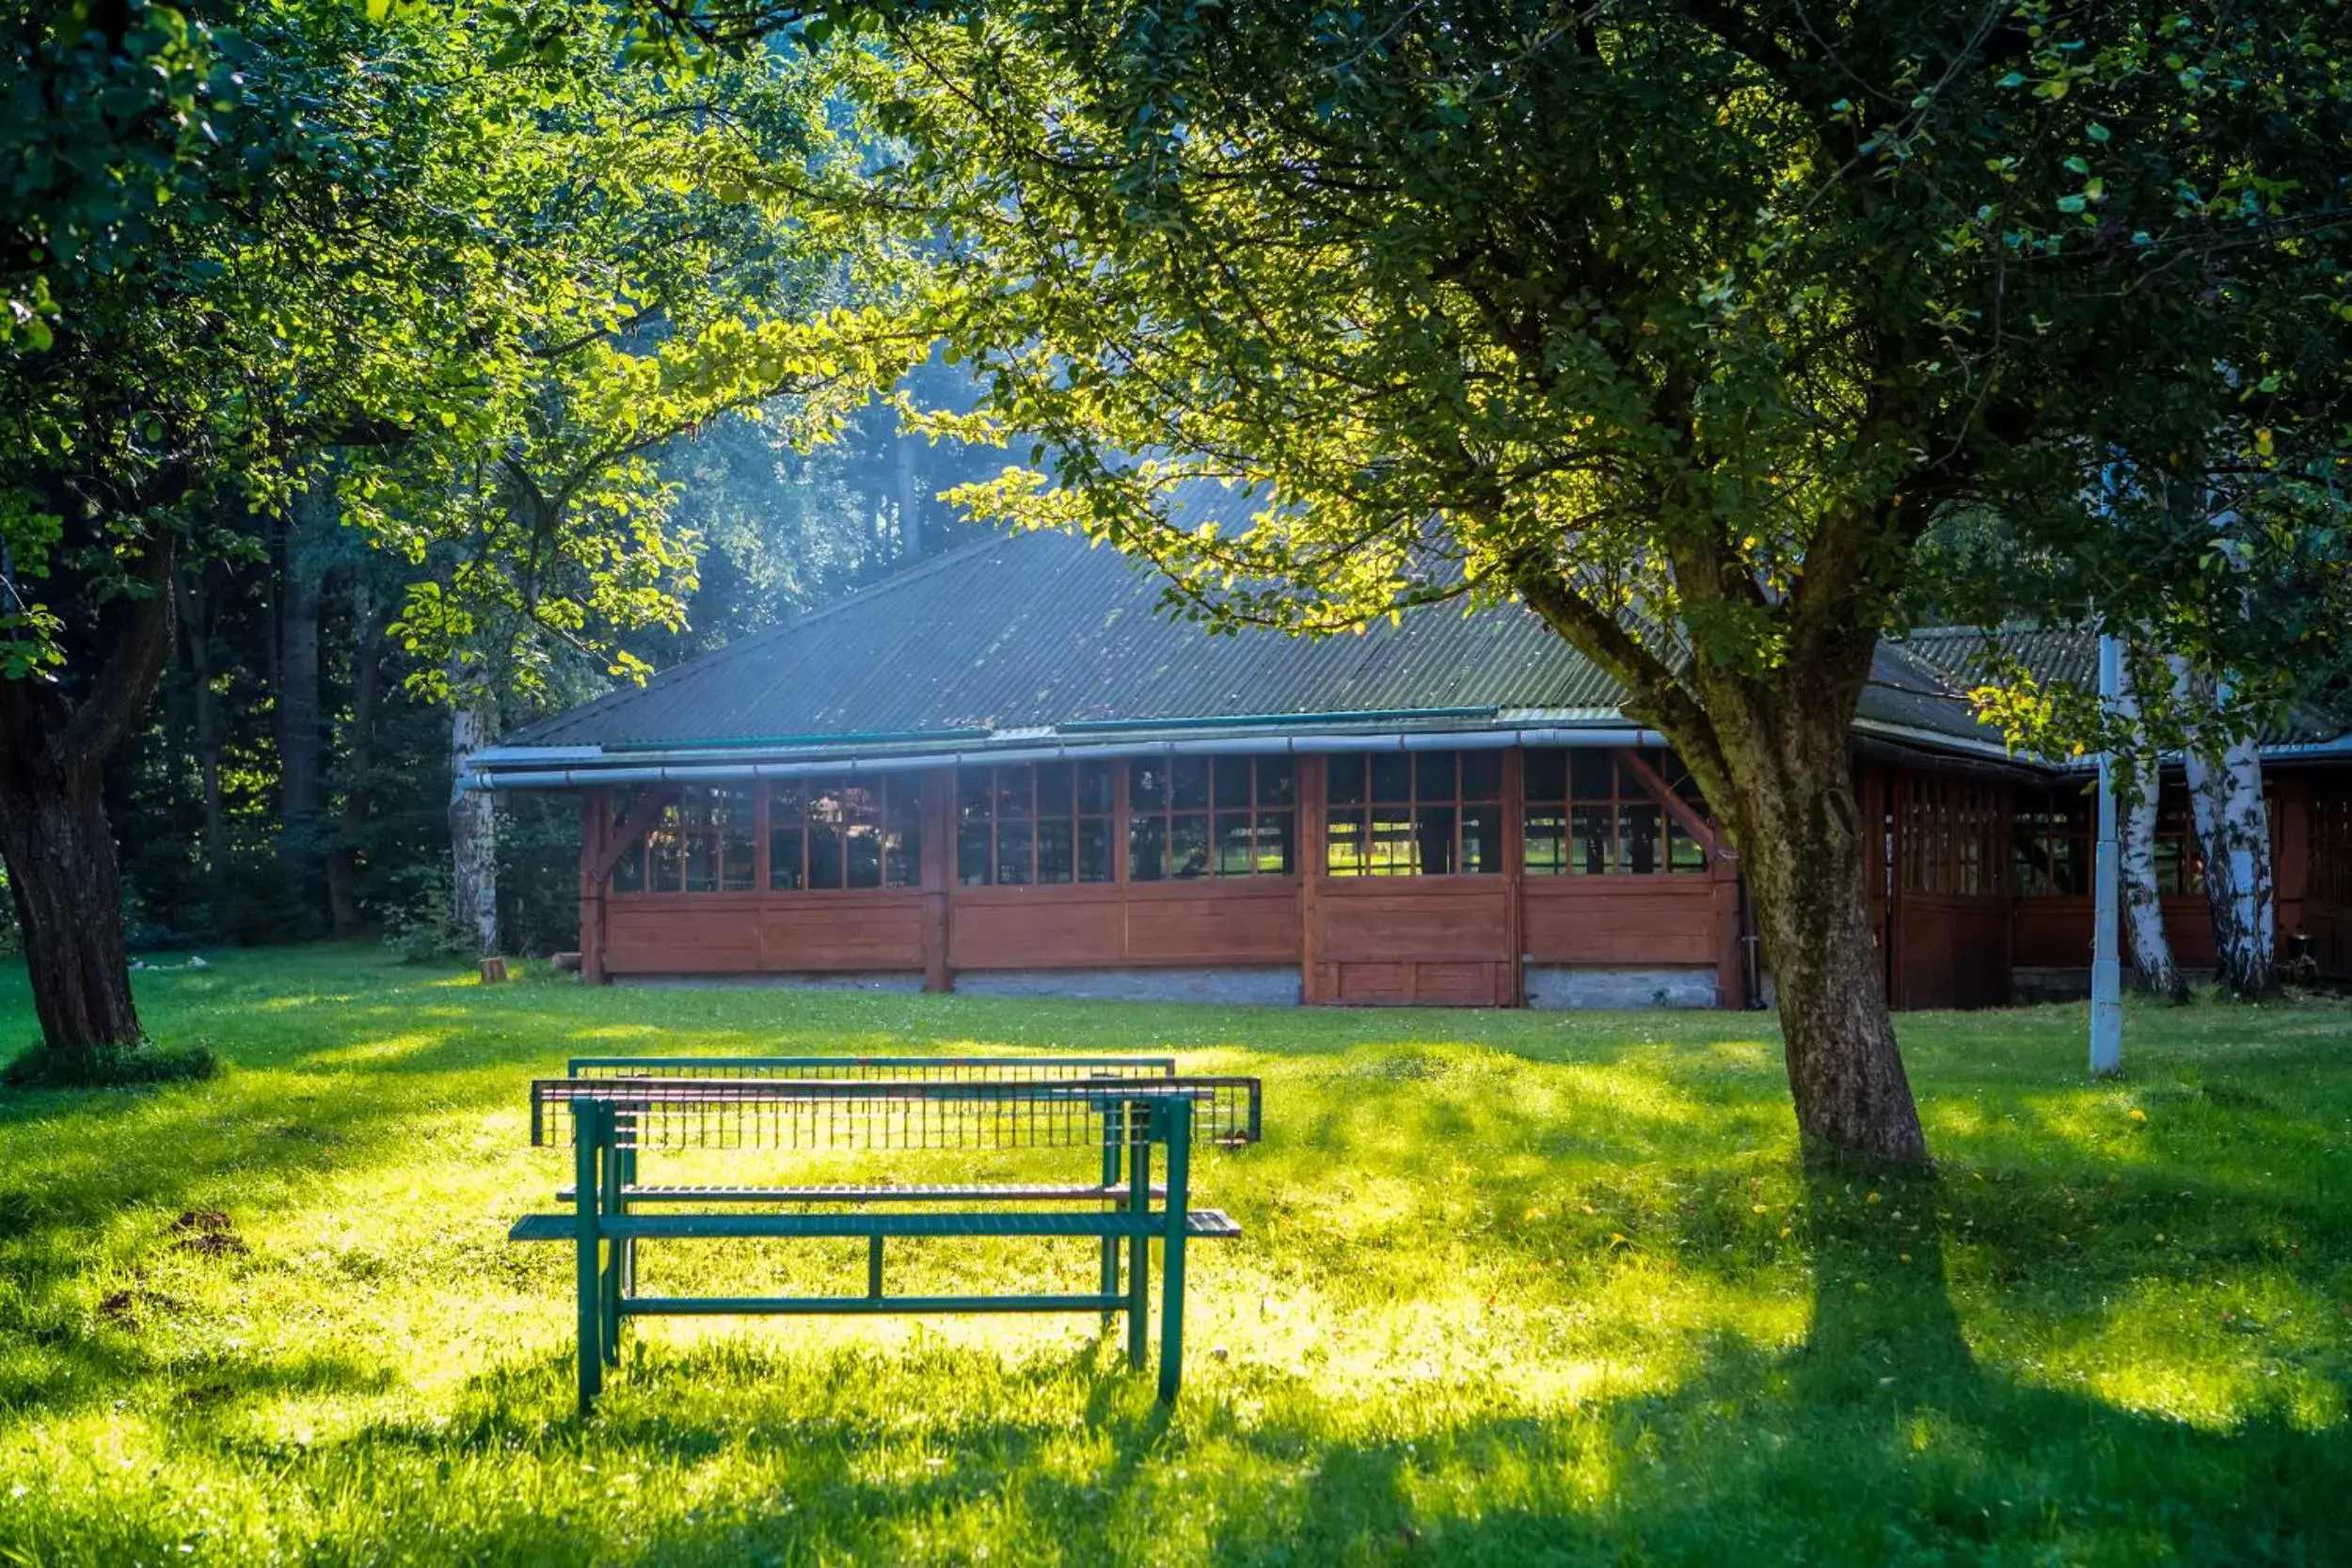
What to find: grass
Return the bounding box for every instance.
[0,946,2345,1566]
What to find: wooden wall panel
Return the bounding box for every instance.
[948,886,1126,969]
[2014,895,2217,973]
[602,892,925,974]
[1317,881,1509,961]
[1124,883,1300,963]
[1520,879,1715,965]
[1892,895,2010,1010]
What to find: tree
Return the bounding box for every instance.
[764,0,2352,1162]
[0,0,916,1065]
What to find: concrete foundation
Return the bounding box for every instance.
[1524,964,1720,1010]
[613,971,926,992]
[952,966,1303,1006]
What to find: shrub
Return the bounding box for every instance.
[379,866,477,963]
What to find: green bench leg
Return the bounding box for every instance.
[1126,1122,1151,1370]
[574,1102,606,1415]
[600,1118,625,1369]
[1158,1099,1191,1402]
[1099,1117,1121,1328]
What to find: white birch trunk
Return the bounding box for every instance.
[2174,658,2276,999]
[2114,653,2183,1000]
[449,701,500,958]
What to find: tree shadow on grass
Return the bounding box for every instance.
[556,1167,2346,1565]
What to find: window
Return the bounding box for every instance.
[2313,790,2352,909]
[1130,755,1295,879]
[1899,778,2004,897]
[957,762,1115,885]
[1325,750,1502,876]
[1523,747,1708,875]
[2011,789,2090,896]
[611,784,755,894]
[2151,786,2205,896]
[770,774,921,891]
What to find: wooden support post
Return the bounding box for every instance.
[580,789,610,986]
[1298,754,1325,1005]
[922,769,953,992]
[1157,1096,1192,1402]
[1502,746,1525,1006]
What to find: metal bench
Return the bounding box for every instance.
[508,1055,1261,1413]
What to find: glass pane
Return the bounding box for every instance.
[1130,760,1167,811]
[768,823,803,891]
[1037,762,1073,819]
[1077,818,1111,882]
[1371,753,1412,804]
[1368,808,1416,874]
[2153,835,2185,895]
[1036,817,1074,883]
[1524,748,1565,802]
[723,821,755,892]
[884,783,922,889]
[1460,804,1502,874]
[1327,754,1366,806]
[1259,810,1295,875]
[1128,814,1168,881]
[1570,750,1613,801]
[808,818,844,889]
[846,823,882,888]
[1523,807,1565,875]
[1621,803,1661,874]
[1168,814,1210,878]
[994,768,1033,819]
[1325,810,1367,876]
[1417,804,1457,874]
[612,842,645,893]
[1460,751,1502,801]
[1170,756,1210,812]
[1214,756,1251,810]
[957,768,992,822]
[1667,817,1707,873]
[2048,834,2082,896]
[1214,812,1255,875]
[647,807,682,891]
[1570,804,1613,874]
[1415,751,1457,803]
[1257,756,1295,807]
[1076,761,1115,816]
[995,821,1033,884]
[959,822,992,886]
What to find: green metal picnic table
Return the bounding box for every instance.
[508,1055,1261,1413]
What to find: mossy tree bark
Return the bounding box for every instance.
[0,534,178,1063]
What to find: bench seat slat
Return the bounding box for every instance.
[506,1209,1243,1243]
[551,1181,1168,1205]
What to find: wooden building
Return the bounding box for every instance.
[469,531,2352,1008]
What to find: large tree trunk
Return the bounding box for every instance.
[1714,701,1927,1165]
[2114,651,2184,1000]
[0,532,177,1063]
[449,698,499,958]
[277,475,330,928]
[0,760,143,1051]
[325,575,383,937]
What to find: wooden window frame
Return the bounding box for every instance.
[1521,746,1709,877]
[766,774,923,893]
[1126,754,1297,881]
[610,783,756,895]
[955,761,1116,887]
[1322,749,1505,877]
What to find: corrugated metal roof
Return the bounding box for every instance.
[521,531,2332,760]
[504,529,1629,749]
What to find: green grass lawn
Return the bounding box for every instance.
[0,946,2346,1565]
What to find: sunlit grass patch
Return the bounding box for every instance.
[0,945,2345,1563]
